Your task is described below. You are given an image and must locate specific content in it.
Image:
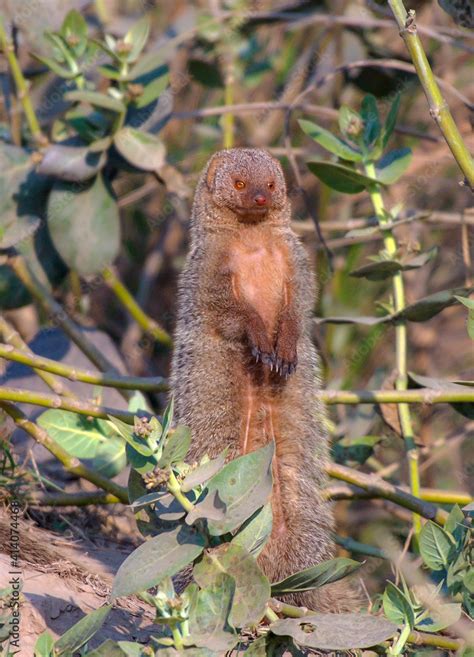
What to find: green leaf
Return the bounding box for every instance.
[194,543,270,628]
[187,573,238,651]
[54,605,111,656]
[107,416,155,457]
[395,287,472,322]
[419,521,455,571]
[271,558,362,596]
[416,602,462,632]
[445,504,466,535]
[31,53,77,78]
[455,295,474,340]
[186,490,226,525]
[34,630,54,657]
[299,120,362,161]
[205,442,274,535]
[160,397,174,437]
[128,51,165,80]
[111,526,205,598]
[360,94,381,147]
[382,93,401,148]
[350,259,403,281]
[188,59,224,88]
[231,503,273,558]
[37,410,126,477]
[383,581,415,629]
[306,161,378,194]
[158,425,191,467]
[0,215,40,250]
[61,9,88,56]
[333,435,382,465]
[375,148,412,184]
[181,451,228,493]
[47,173,120,276]
[124,16,150,63]
[65,90,126,113]
[270,613,397,650]
[37,144,107,182]
[132,72,170,108]
[114,127,166,171]
[349,247,436,281]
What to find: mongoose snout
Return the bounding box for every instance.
[171,147,358,612]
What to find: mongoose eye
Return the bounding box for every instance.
[267,182,275,190]
[234,180,245,190]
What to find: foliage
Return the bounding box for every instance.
[0,4,472,656]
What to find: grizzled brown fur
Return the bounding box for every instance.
[171,148,356,611]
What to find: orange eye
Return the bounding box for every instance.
[267,182,274,190]
[234,180,245,190]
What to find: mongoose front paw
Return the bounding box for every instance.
[251,344,275,369]
[274,352,297,377]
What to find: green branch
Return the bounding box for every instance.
[325,483,472,507]
[387,0,474,190]
[0,316,75,398]
[27,490,121,506]
[0,343,168,392]
[102,267,172,347]
[365,161,420,535]
[326,462,448,525]
[10,257,131,400]
[318,388,474,404]
[0,17,47,145]
[1,402,128,502]
[0,385,136,424]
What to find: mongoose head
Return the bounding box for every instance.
[205,148,287,224]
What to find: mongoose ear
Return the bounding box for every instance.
[206,154,225,192]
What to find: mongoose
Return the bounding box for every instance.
[171,148,355,612]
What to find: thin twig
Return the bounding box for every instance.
[0,17,47,145]
[0,316,75,398]
[325,483,472,506]
[319,388,474,404]
[102,267,172,348]
[326,462,448,525]
[9,257,131,399]
[0,343,168,392]
[0,385,137,423]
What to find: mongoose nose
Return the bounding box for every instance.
[254,194,267,206]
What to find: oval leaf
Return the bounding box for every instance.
[231,503,273,558]
[271,557,362,596]
[193,543,270,628]
[299,120,362,161]
[306,161,378,194]
[382,581,415,628]
[111,526,205,598]
[205,442,274,536]
[375,148,412,184]
[65,90,126,113]
[419,521,455,571]
[47,174,120,276]
[54,605,111,656]
[38,144,106,182]
[187,573,238,651]
[114,127,166,171]
[270,613,397,650]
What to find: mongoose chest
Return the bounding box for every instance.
[227,232,290,334]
